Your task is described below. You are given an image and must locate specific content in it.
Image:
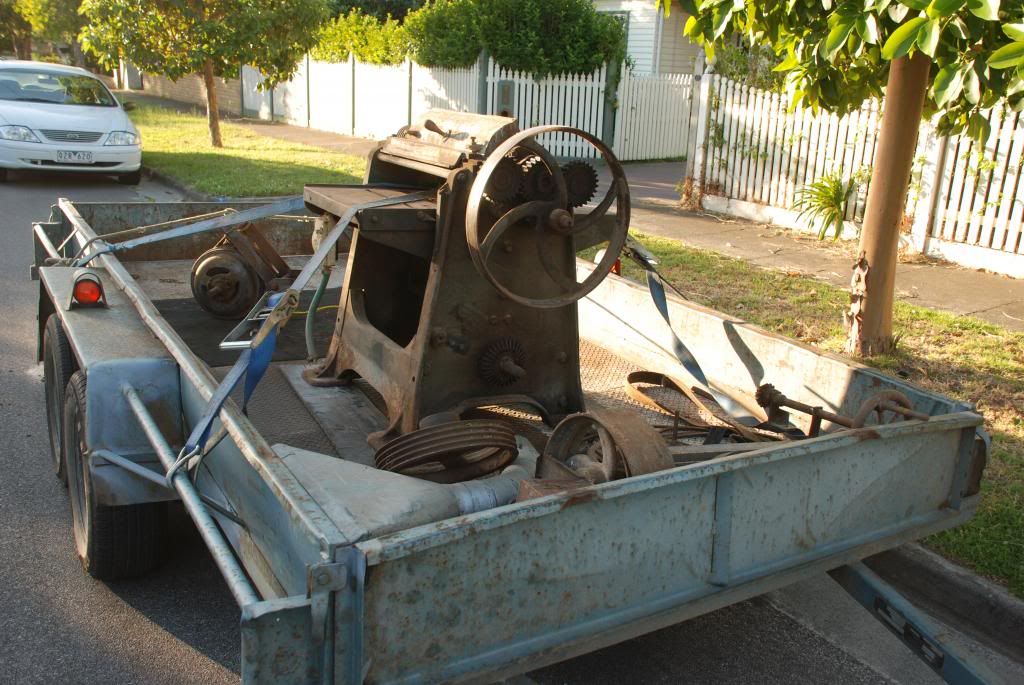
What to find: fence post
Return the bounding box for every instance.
[476,51,489,114]
[407,58,414,126]
[350,53,356,136]
[909,121,947,253]
[603,61,620,146]
[305,54,311,129]
[690,74,712,189]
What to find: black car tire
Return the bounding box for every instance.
[63,371,167,579]
[43,315,76,486]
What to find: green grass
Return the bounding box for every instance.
[128,106,366,197]
[620,232,1024,597]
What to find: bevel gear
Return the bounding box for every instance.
[478,337,528,387]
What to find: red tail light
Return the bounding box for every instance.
[70,271,106,308]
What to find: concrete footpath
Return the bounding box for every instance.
[123,92,1023,331]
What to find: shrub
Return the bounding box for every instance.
[312,9,410,65]
[404,0,626,74]
[794,169,867,241]
[404,0,479,68]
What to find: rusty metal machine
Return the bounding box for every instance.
[301,111,629,473]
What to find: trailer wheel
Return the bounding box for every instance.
[43,315,75,486]
[63,371,167,579]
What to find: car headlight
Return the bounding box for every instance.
[105,131,139,146]
[0,125,41,143]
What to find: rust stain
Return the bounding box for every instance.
[855,429,882,441]
[561,491,597,509]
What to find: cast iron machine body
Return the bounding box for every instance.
[302,110,629,455]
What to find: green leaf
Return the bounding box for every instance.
[711,3,733,39]
[773,51,799,71]
[931,63,965,106]
[966,0,1000,21]
[927,0,965,16]
[948,17,968,39]
[902,0,930,9]
[918,19,940,56]
[1003,23,1024,41]
[888,3,909,21]
[684,14,699,37]
[881,16,928,59]
[856,14,879,43]
[967,112,991,143]
[987,41,1024,69]
[964,67,981,103]
[824,20,855,59]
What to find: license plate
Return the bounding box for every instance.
[56,150,93,164]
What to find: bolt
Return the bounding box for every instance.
[502,240,513,253]
[488,314,499,325]
[503,314,512,325]
[556,351,568,363]
[316,571,331,586]
[558,395,568,408]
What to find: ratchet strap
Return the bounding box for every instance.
[182,190,433,462]
[622,236,758,426]
[626,371,769,442]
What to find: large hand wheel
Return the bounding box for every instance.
[466,125,630,309]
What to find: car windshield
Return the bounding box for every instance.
[0,69,116,107]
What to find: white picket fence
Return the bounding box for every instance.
[689,74,1024,276]
[614,70,696,162]
[485,62,607,159]
[240,56,702,163]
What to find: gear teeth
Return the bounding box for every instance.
[478,337,527,387]
[563,160,599,208]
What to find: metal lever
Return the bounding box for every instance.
[423,119,451,138]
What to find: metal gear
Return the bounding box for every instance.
[520,155,559,201]
[190,246,262,319]
[483,156,525,206]
[478,337,527,387]
[562,160,599,208]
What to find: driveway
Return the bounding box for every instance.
[0,168,1006,684]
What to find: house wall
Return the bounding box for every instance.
[658,5,703,74]
[594,0,701,74]
[594,0,659,73]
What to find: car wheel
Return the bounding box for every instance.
[118,169,141,185]
[44,315,76,486]
[63,371,167,579]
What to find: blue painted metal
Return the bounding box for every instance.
[40,198,992,685]
[830,563,997,685]
[74,196,306,265]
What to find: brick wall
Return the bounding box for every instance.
[141,72,242,115]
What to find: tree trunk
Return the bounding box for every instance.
[202,59,224,148]
[845,53,931,356]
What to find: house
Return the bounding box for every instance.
[594,0,704,74]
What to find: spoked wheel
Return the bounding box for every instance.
[465,125,630,309]
[43,315,75,486]
[63,371,166,579]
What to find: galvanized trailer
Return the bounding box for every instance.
[32,116,990,684]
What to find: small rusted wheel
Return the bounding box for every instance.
[543,409,672,484]
[851,391,915,428]
[466,125,630,309]
[190,246,262,319]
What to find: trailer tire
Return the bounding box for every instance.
[44,315,76,486]
[63,371,167,579]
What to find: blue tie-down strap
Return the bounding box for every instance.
[183,293,283,456]
[623,239,756,424]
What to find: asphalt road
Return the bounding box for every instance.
[0,168,967,684]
